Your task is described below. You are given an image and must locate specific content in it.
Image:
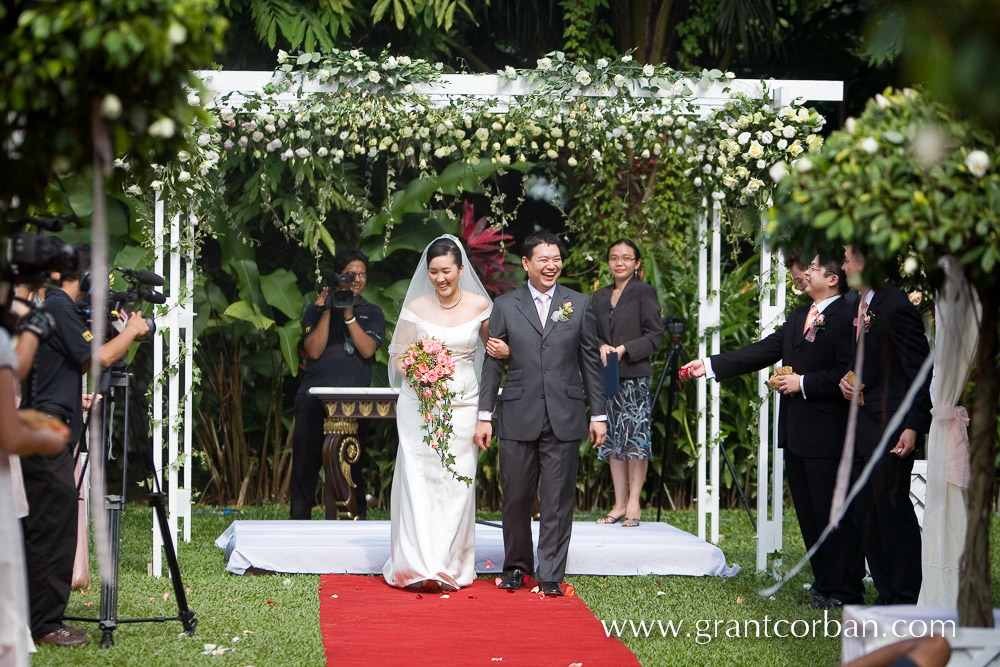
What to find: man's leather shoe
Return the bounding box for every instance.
[811,595,843,609]
[60,624,88,638]
[498,569,526,590]
[540,581,564,597]
[36,626,90,647]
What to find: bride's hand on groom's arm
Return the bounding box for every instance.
[474,421,492,451]
[486,337,509,359]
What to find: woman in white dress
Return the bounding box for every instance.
[383,235,506,591]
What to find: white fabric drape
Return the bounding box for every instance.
[919,255,981,606]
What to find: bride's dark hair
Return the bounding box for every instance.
[426,237,464,268]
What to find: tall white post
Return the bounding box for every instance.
[697,200,722,544]
[755,213,787,572]
[151,203,195,577]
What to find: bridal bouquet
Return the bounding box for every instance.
[401,337,471,486]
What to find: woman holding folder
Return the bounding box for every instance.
[591,239,664,527]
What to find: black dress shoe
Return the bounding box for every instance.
[540,581,564,597]
[811,595,843,609]
[498,569,526,590]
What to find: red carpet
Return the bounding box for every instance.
[319,575,639,666]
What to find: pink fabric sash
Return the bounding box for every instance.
[931,405,971,489]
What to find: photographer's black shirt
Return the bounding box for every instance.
[23,287,92,442]
[297,297,385,394]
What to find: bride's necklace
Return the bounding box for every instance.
[436,288,463,309]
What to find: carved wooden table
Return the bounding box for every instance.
[308,387,399,520]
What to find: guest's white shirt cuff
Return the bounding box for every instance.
[591,415,607,422]
[478,410,492,421]
[800,376,807,399]
[703,358,716,380]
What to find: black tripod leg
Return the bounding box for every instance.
[653,346,678,523]
[719,441,756,531]
[99,495,123,649]
[150,491,197,635]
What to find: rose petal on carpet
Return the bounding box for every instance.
[319,574,639,666]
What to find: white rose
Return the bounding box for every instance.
[903,257,919,276]
[777,138,787,150]
[398,55,411,66]
[295,147,310,158]
[747,141,764,159]
[177,171,191,182]
[622,55,632,62]
[592,148,602,161]
[280,148,293,161]
[738,131,751,145]
[612,74,626,88]
[177,150,191,163]
[349,49,361,58]
[167,21,187,45]
[317,147,328,157]
[722,175,737,188]
[760,131,773,145]
[238,136,248,147]
[504,66,517,78]
[537,57,552,70]
[860,137,879,154]
[806,134,823,152]
[197,133,211,147]
[966,150,990,177]
[595,58,609,70]
[724,71,735,79]
[576,70,592,86]
[711,191,726,201]
[793,157,813,172]
[693,176,702,186]
[787,141,804,157]
[148,117,176,139]
[875,94,890,109]
[475,127,489,141]
[100,94,123,120]
[768,160,788,183]
[844,117,857,134]
[566,156,577,167]
[368,71,381,83]
[756,159,766,169]
[252,130,264,142]
[150,180,163,190]
[642,64,655,77]
[782,125,796,139]
[125,185,142,196]
[383,56,397,70]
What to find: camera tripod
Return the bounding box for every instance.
[65,361,196,648]
[652,318,754,528]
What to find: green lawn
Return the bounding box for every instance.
[29,504,1000,666]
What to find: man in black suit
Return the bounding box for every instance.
[839,245,932,605]
[475,230,607,597]
[682,254,864,606]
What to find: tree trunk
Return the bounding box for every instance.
[958,287,999,627]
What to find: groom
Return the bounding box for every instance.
[475,230,606,596]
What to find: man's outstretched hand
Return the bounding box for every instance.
[589,420,607,449]
[679,359,706,381]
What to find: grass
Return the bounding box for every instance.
[30,504,1000,666]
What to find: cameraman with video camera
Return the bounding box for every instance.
[290,249,384,520]
[19,244,149,647]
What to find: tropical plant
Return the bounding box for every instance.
[768,87,1000,627]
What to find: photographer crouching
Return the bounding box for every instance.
[19,245,149,647]
[290,249,385,520]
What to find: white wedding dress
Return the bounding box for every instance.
[382,305,490,590]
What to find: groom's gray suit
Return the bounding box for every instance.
[479,283,605,583]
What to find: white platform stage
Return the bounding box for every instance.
[214,520,740,578]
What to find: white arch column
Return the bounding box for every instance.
[696,200,722,543]
[151,192,196,578]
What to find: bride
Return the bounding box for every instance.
[383,235,506,590]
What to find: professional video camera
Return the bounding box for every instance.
[77,267,165,341]
[324,272,357,309]
[1,215,80,286]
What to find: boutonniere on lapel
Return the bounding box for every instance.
[853,311,874,333]
[804,313,826,343]
[551,300,574,323]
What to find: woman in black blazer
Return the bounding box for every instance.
[592,240,664,527]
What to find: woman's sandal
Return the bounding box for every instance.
[597,514,624,525]
[622,517,640,527]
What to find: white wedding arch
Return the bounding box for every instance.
[149,65,842,576]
